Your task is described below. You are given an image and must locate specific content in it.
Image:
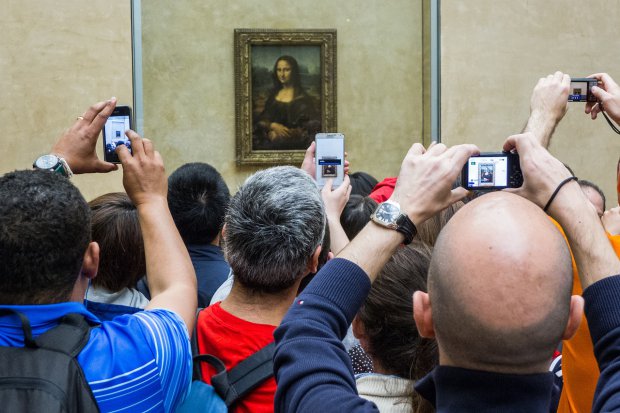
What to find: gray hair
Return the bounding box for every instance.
[224,166,326,293]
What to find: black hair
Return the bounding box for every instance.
[341,195,378,240]
[168,163,231,245]
[579,179,606,213]
[0,170,91,304]
[348,172,379,197]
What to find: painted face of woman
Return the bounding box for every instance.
[276,60,292,85]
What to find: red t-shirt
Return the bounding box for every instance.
[196,303,276,413]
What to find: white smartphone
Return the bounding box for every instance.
[315,133,345,189]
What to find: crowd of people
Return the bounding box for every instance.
[1,71,620,413]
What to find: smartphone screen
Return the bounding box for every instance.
[569,78,597,102]
[461,153,522,190]
[315,133,345,189]
[103,106,132,163]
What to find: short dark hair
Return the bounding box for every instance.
[168,163,231,245]
[225,166,325,293]
[579,179,606,212]
[89,192,145,291]
[348,172,379,197]
[341,195,378,240]
[0,170,91,304]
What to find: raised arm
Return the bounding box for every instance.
[117,131,197,333]
[274,142,478,413]
[522,71,570,149]
[321,176,352,254]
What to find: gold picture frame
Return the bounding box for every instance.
[234,29,337,165]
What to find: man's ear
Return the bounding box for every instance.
[562,295,584,340]
[221,223,227,240]
[81,241,99,280]
[413,291,435,338]
[306,245,322,274]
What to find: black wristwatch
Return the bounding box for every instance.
[370,200,417,245]
[33,154,73,178]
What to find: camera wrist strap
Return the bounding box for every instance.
[600,104,620,135]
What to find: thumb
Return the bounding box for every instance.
[94,160,119,173]
[591,86,613,104]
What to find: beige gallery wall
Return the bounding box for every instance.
[441,1,620,205]
[141,0,425,191]
[0,1,133,201]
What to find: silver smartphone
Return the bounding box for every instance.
[315,133,345,189]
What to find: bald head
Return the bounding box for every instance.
[428,192,573,373]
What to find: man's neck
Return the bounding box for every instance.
[220,281,300,326]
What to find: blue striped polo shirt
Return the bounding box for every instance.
[0,302,192,412]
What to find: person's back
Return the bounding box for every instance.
[196,166,325,412]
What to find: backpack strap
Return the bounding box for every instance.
[35,313,95,357]
[191,308,204,381]
[0,308,38,348]
[195,342,276,408]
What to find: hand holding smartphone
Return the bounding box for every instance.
[461,152,523,190]
[102,106,132,163]
[315,133,345,189]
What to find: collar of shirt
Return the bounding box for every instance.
[0,302,100,345]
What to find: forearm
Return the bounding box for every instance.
[549,184,620,288]
[337,222,403,283]
[327,216,350,255]
[523,110,559,149]
[138,198,197,319]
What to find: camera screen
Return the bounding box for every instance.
[466,156,508,188]
[103,115,131,157]
[569,80,591,102]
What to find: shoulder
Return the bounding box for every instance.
[78,309,192,411]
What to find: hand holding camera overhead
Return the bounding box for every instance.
[584,73,620,127]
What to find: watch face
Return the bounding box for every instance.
[35,154,59,169]
[374,202,401,225]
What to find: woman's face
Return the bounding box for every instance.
[276,60,293,85]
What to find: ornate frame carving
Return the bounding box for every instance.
[234,29,337,165]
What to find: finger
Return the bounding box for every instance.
[305,142,316,160]
[425,143,447,156]
[589,73,620,92]
[86,98,117,134]
[561,73,570,87]
[142,138,155,158]
[553,71,564,82]
[116,144,132,165]
[81,100,109,122]
[591,86,613,104]
[126,130,144,157]
[446,144,480,173]
[449,186,471,203]
[406,142,426,157]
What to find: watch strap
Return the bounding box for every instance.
[395,214,417,245]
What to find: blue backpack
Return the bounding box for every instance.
[176,309,275,413]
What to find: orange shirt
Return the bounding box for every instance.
[555,221,620,413]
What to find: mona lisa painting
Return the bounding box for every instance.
[234,29,337,165]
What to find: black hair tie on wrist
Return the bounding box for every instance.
[543,176,579,212]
